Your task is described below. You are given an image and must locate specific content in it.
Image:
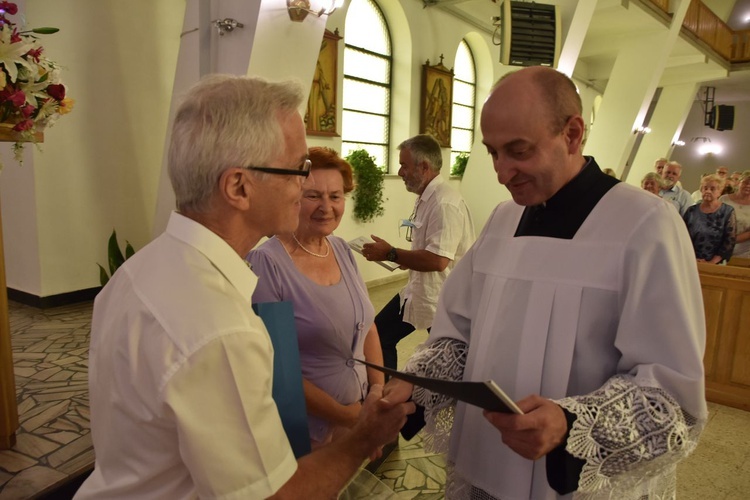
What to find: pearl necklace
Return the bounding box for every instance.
[292,233,330,258]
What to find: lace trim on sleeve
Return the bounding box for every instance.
[403,338,467,453]
[555,375,705,499]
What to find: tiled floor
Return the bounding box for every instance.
[1,277,750,499]
[1,301,93,499]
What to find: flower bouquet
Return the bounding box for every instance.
[0,1,72,168]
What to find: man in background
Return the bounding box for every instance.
[76,75,413,500]
[654,157,668,176]
[660,160,694,215]
[386,67,706,499]
[362,134,474,370]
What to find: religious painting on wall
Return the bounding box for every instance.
[305,28,342,136]
[420,56,454,148]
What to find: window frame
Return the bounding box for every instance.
[341,0,393,173]
[450,39,477,176]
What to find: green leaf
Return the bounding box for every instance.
[451,153,469,177]
[346,149,386,223]
[125,241,135,260]
[107,230,125,276]
[31,27,59,35]
[98,264,110,287]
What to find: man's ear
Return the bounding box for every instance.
[218,167,252,210]
[564,115,586,154]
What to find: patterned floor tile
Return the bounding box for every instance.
[0,465,66,500]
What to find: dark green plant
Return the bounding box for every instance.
[97,230,135,286]
[451,153,469,177]
[346,149,386,223]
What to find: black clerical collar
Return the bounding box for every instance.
[514,157,620,239]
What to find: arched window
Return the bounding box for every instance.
[341,0,392,171]
[450,40,476,176]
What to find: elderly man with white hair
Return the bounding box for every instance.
[660,161,694,215]
[76,75,414,500]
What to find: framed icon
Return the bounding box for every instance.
[305,29,342,136]
[420,56,453,148]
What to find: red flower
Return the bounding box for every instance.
[26,47,43,63]
[0,2,18,15]
[0,88,26,107]
[20,104,34,118]
[12,119,33,132]
[10,27,20,43]
[46,83,65,101]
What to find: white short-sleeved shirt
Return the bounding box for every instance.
[75,212,297,500]
[401,175,475,330]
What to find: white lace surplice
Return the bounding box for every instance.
[407,184,707,500]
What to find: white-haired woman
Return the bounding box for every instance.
[640,172,663,196]
[683,174,736,264]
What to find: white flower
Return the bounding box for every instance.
[0,25,33,83]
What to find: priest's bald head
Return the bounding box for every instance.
[480,66,586,206]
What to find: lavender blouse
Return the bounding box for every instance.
[247,236,374,442]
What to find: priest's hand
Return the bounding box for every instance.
[483,395,567,460]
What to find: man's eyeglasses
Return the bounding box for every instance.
[400,219,416,242]
[399,200,421,242]
[245,159,311,178]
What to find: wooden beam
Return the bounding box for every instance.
[0,199,19,449]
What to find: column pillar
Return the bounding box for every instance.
[153,0,326,236]
[557,1,597,77]
[584,0,691,174]
[625,82,699,185]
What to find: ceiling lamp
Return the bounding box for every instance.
[287,0,344,22]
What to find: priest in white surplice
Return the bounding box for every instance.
[386,67,707,500]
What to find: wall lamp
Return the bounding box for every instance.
[288,0,344,22]
[673,140,686,146]
[633,126,651,135]
[699,143,722,156]
[690,137,722,156]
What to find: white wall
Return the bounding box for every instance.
[671,99,748,193]
[1,0,184,296]
[1,0,514,296]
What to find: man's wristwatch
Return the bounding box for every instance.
[386,247,398,262]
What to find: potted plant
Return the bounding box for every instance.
[97,230,135,286]
[346,148,386,223]
[451,152,469,177]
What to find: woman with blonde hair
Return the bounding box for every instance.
[683,174,736,264]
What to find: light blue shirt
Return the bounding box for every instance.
[660,184,694,216]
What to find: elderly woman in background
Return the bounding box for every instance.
[641,172,663,196]
[247,147,384,448]
[683,174,736,264]
[720,171,750,259]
